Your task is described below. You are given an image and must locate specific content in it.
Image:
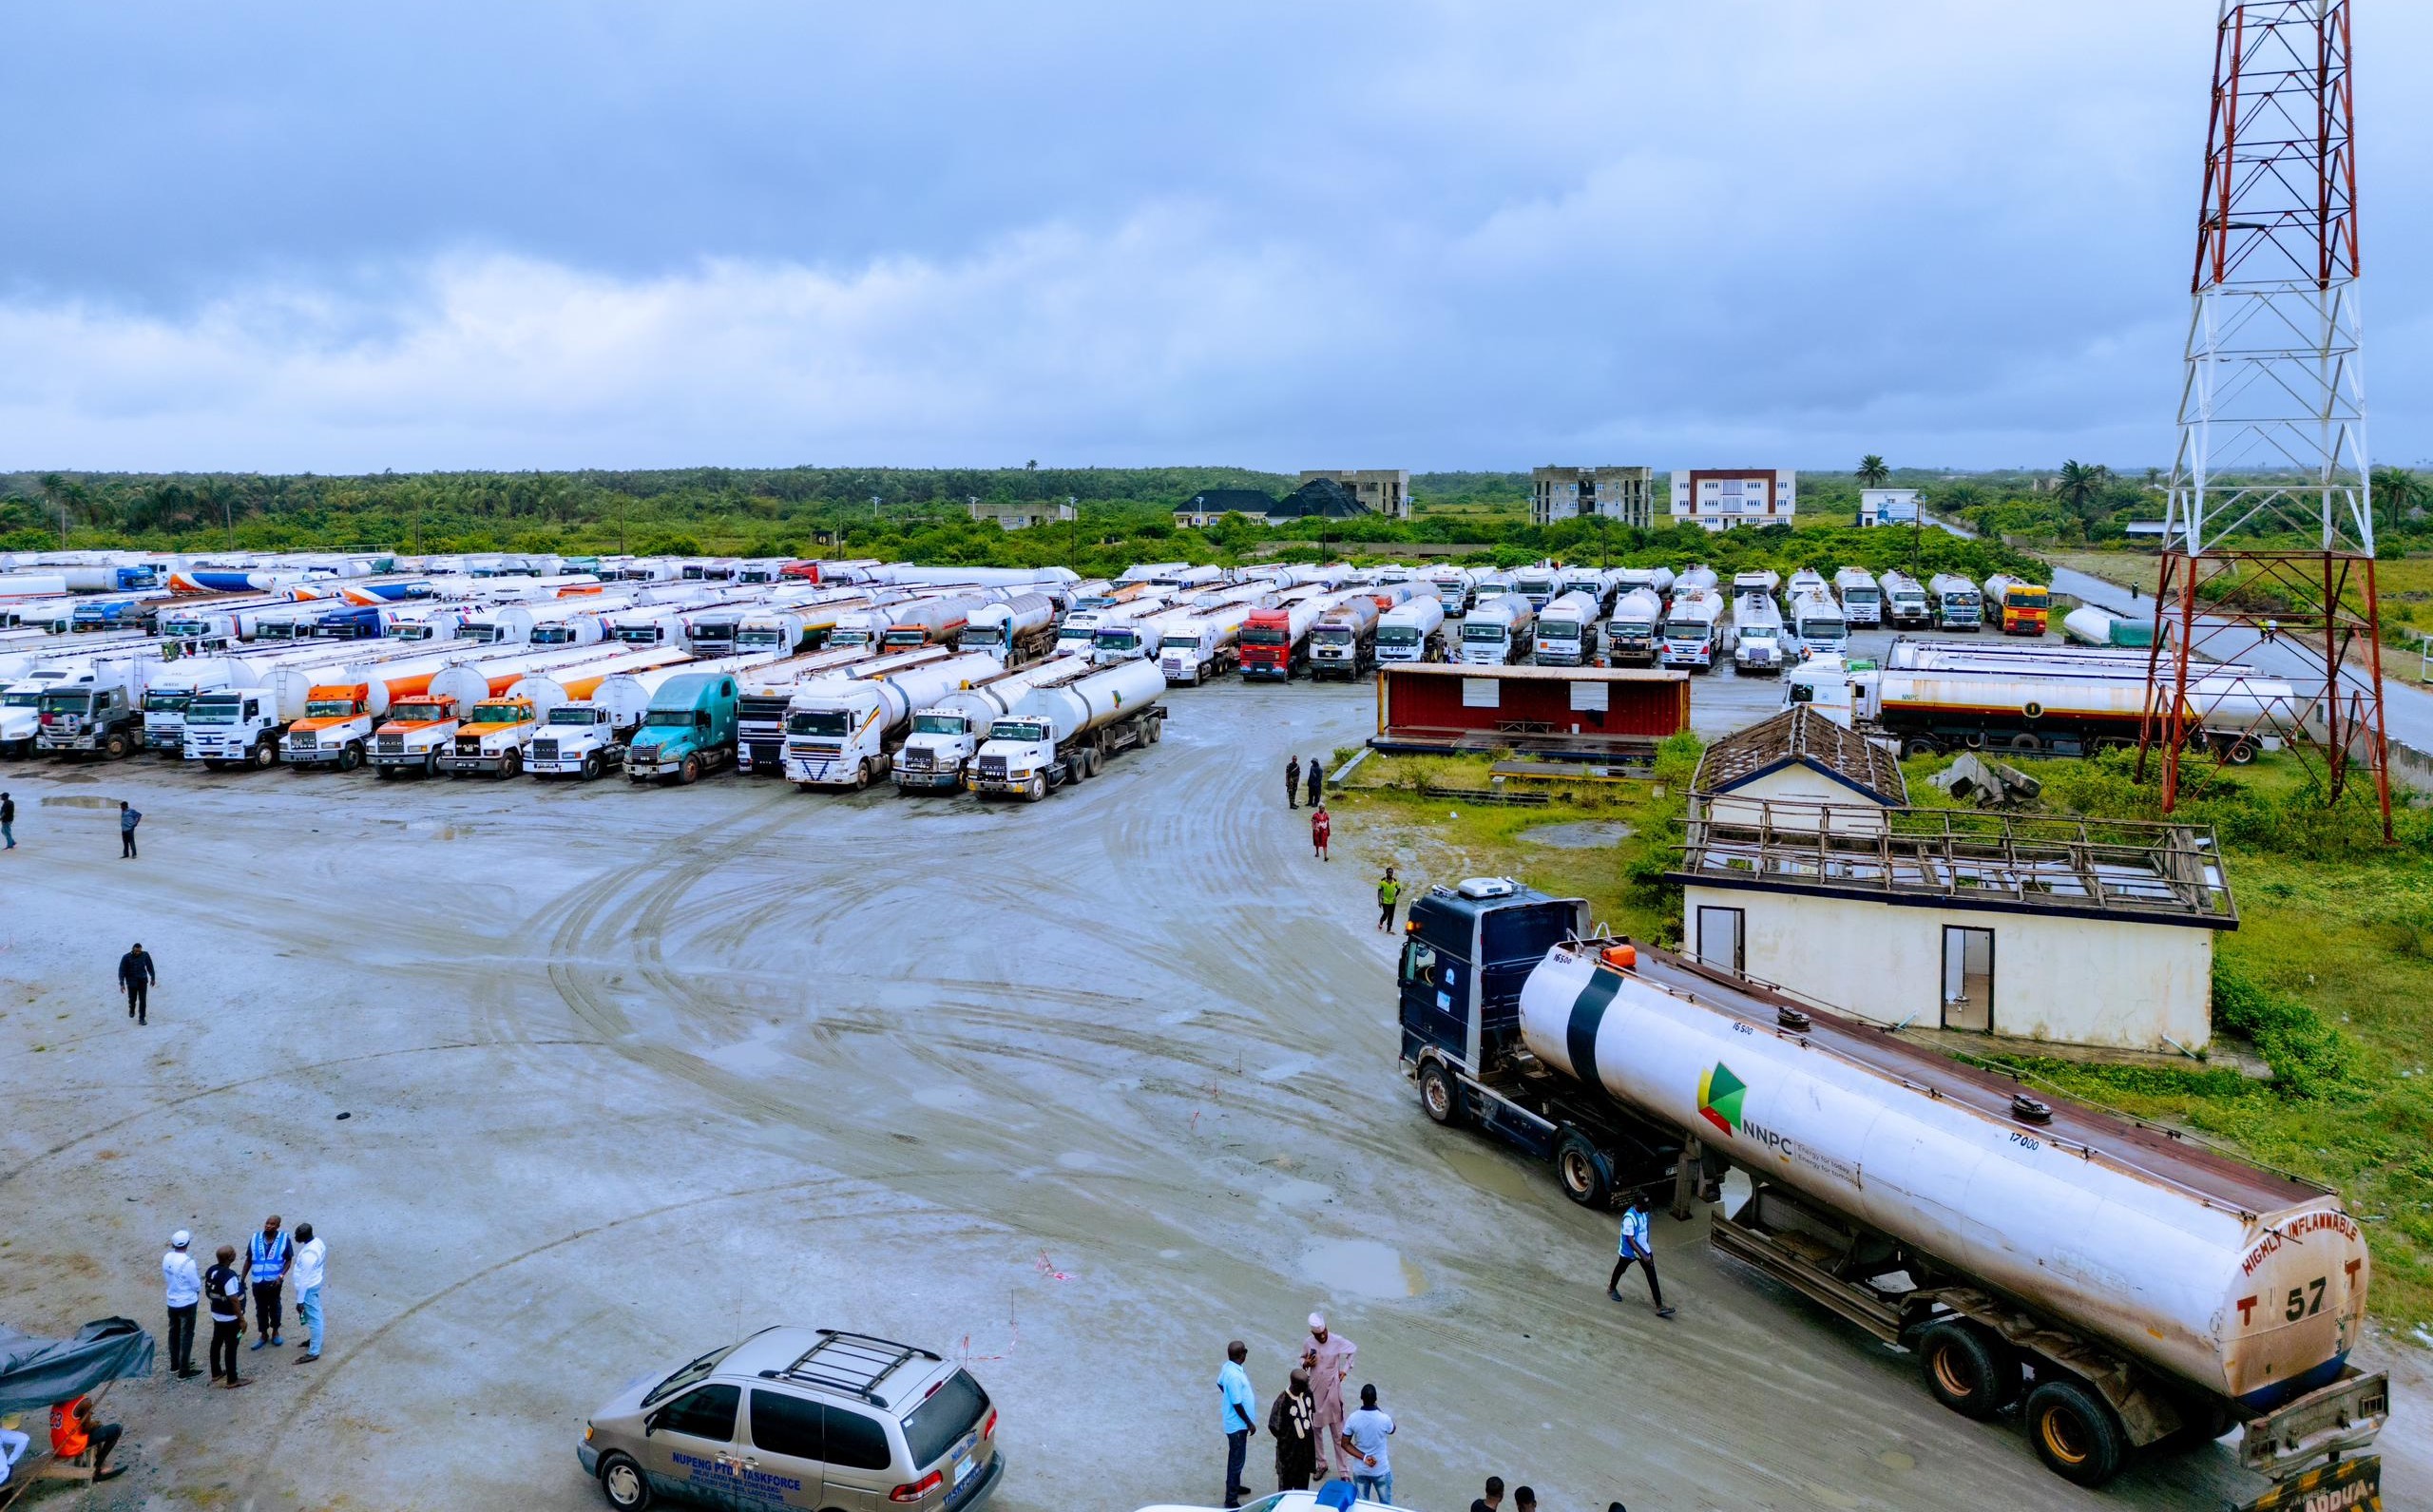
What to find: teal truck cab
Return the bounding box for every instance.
[623,672,741,784]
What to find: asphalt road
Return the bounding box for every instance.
[1,680,2423,1512]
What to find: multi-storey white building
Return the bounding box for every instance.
[1669,469,1797,530]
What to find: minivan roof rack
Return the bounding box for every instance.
[761,1329,942,1408]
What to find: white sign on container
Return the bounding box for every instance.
[1462,678,1500,708]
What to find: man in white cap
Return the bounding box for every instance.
[1301,1313,1356,1482]
[163,1230,202,1380]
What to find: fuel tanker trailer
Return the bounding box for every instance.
[783,651,1002,790]
[1395,877,2385,1491]
[967,657,1166,801]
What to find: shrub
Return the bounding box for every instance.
[2213,963,2355,1099]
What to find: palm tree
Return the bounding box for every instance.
[1856,454,1890,488]
[2371,465,2424,541]
[2056,459,2108,518]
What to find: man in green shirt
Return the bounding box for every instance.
[1376,869,1401,931]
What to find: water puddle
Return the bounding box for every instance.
[1437,1142,1546,1206]
[1875,1450,1914,1472]
[1300,1238,1426,1299]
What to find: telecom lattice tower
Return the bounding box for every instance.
[2136,0,2391,839]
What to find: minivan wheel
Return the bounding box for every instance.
[597,1451,652,1509]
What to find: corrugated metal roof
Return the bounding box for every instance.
[1693,705,1907,807]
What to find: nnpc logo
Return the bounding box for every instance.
[1697,1062,1747,1137]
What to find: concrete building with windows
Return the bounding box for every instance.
[1296,469,1410,520]
[1670,468,1796,530]
[967,499,1075,531]
[1532,466,1655,527]
[1670,707,2234,1053]
[1857,488,1922,526]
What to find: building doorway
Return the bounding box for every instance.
[1696,906,1745,976]
[1942,926,1995,1032]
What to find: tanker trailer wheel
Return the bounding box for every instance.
[1145,717,1161,743]
[1417,1062,1463,1127]
[1918,1321,2017,1420]
[1552,1130,1613,1208]
[2024,1378,2125,1488]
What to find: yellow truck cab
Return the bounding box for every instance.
[439,694,560,778]
[280,683,379,772]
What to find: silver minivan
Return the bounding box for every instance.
[580,1328,1005,1512]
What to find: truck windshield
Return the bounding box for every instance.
[988,719,1048,742]
[1540,623,1580,640]
[1159,636,1199,652]
[2009,590,2051,608]
[1242,627,1287,645]
[910,714,965,736]
[1846,587,1879,603]
[1461,622,1505,641]
[1741,626,1777,641]
[1092,630,1140,651]
[736,629,782,646]
[788,710,853,737]
[1,691,35,708]
[548,707,598,724]
[529,626,576,644]
[390,703,450,722]
[469,702,527,723]
[144,691,192,712]
[827,630,872,648]
[643,708,697,727]
[305,699,359,718]
[1377,627,1418,645]
[187,699,240,724]
[38,692,91,714]
[1312,627,1351,645]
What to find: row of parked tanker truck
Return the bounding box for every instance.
[1420,563,2058,675]
[0,554,1516,798]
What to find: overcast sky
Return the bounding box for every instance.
[2,2,2424,474]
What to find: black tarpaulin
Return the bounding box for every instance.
[0,1319,155,1414]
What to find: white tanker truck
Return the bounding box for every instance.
[967,658,1166,801]
[1395,878,2385,1492]
[782,651,1003,789]
[892,656,1090,793]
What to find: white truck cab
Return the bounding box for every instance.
[526,703,626,780]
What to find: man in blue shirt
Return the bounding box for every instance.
[248,1215,295,1349]
[1217,1340,1256,1508]
[1609,1193,1675,1318]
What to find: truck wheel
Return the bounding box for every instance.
[337,742,363,773]
[104,732,129,759]
[1417,1061,1464,1127]
[678,754,700,785]
[1025,775,1047,802]
[421,752,439,779]
[582,753,603,782]
[1145,717,1162,744]
[500,748,523,779]
[597,1451,653,1509]
[2222,736,2258,765]
[1553,1130,1613,1208]
[250,739,276,769]
[2025,1379,2125,1487]
[851,757,871,791]
[1918,1321,2016,1420]
[1900,737,1940,759]
[2008,734,2040,754]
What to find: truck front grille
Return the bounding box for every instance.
[531,740,559,760]
[377,736,404,754]
[978,756,1006,779]
[902,750,931,771]
[455,736,480,754]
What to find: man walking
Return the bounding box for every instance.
[1470,1477,1505,1512]
[1608,1193,1675,1318]
[1217,1340,1255,1509]
[1376,869,1400,931]
[119,943,156,1025]
[1286,755,1302,810]
[1302,1313,1356,1482]
[1311,805,1331,862]
[291,1222,326,1363]
[2,790,15,850]
[1268,1367,1317,1492]
[1305,754,1323,809]
[118,800,142,858]
[204,1245,248,1388]
[163,1231,201,1380]
[247,1215,294,1349]
[1339,1384,1395,1504]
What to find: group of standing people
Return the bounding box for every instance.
[1218,1312,1393,1507]
[163,1215,328,1388]
[1286,755,1332,862]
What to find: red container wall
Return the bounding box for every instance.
[1381,670,1685,738]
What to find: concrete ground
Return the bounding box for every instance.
[0,679,2424,1512]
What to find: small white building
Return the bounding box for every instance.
[1670,469,1796,530]
[1672,708,2234,1053]
[1857,488,1922,526]
[968,499,1075,532]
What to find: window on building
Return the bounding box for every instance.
[1696,907,1745,975]
[1942,927,1995,1032]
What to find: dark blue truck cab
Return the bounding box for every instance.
[1396,876,1679,1209]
